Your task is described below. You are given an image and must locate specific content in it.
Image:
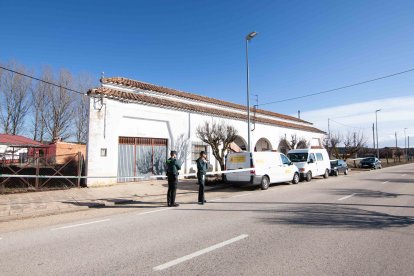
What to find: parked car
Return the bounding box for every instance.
[360,157,382,169]
[330,159,349,176]
[287,148,330,182]
[225,151,300,190]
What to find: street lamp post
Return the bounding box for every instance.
[246,31,258,152]
[404,128,408,161]
[375,109,381,158]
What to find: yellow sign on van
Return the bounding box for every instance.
[230,155,246,163]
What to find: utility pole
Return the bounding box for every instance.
[372,123,375,149]
[409,136,411,160]
[404,128,408,161]
[395,131,398,162]
[395,131,398,148]
[375,109,381,158]
[245,31,258,152]
[328,118,331,141]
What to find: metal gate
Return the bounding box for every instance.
[118,137,168,182]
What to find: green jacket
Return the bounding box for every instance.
[196,158,208,175]
[166,158,181,176]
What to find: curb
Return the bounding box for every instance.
[0,183,229,222]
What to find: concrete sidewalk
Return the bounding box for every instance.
[0,179,225,222]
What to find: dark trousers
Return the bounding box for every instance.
[167,175,178,206]
[198,173,205,203]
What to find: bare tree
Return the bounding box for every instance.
[394,148,403,162]
[74,73,94,143]
[296,138,309,149]
[323,132,342,159]
[278,134,309,153]
[43,69,74,140]
[380,147,393,164]
[0,62,31,135]
[343,131,366,159]
[196,120,238,170]
[31,68,53,142]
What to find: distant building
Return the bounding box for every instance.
[0,134,86,165]
[86,77,325,186]
[0,134,46,164]
[45,138,86,164]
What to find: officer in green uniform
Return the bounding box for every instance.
[196,151,209,205]
[166,150,181,207]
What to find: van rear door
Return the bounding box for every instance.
[225,152,251,182]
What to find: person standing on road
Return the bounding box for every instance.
[166,150,181,207]
[196,151,209,205]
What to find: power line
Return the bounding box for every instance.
[258,67,414,106]
[0,65,85,95]
[330,118,367,130]
[330,111,374,120]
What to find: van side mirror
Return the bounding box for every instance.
[308,159,314,164]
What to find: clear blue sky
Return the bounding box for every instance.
[1,0,414,116]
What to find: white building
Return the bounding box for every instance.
[86,77,325,186]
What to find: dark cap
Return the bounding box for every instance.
[200,151,206,155]
[170,150,177,156]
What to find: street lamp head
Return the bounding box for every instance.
[375,109,381,112]
[246,31,258,41]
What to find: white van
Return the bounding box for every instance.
[224,152,300,190]
[287,148,330,182]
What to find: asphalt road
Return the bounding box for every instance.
[1,164,413,275]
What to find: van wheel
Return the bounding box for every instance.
[344,169,349,175]
[292,173,300,184]
[323,169,329,179]
[260,176,270,190]
[334,170,339,176]
[305,171,312,182]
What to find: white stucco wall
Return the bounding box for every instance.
[86,97,324,186]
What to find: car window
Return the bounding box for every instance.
[363,157,375,162]
[316,153,323,161]
[309,153,315,162]
[281,154,291,165]
[287,153,308,162]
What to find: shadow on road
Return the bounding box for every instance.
[386,171,414,175]
[364,178,414,184]
[176,201,414,230]
[260,204,414,230]
[327,188,413,198]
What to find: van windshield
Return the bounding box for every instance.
[287,153,308,162]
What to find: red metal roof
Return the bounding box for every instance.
[0,134,45,147]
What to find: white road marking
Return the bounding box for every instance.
[0,237,2,240]
[51,219,110,231]
[401,174,407,176]
[136,208,170,216]
[153,234,249,271]
[338,193,357,201]
[231,193,252,198]
[382,180,390,184]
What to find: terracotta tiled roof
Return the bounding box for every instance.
[101,77,311,124]
[0,134,45,147]
[88,87,325,134]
